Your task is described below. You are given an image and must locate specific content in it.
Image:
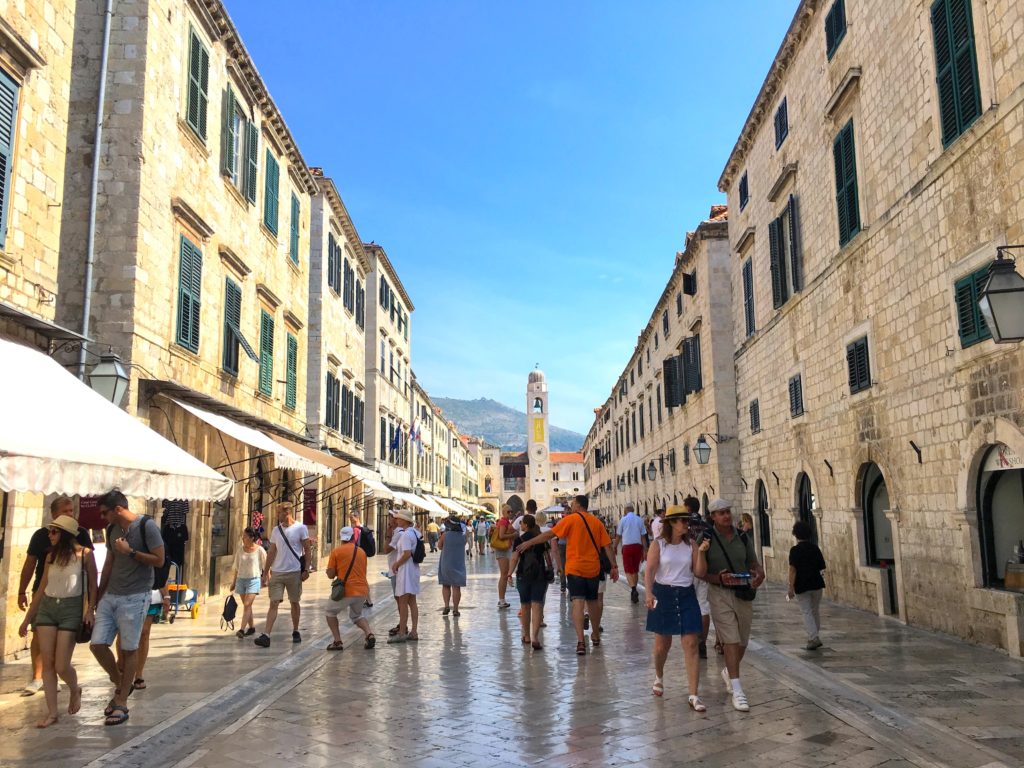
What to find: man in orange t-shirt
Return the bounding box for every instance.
[516,495,618,654]
[324,527,374,650]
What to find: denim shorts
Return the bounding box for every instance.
[235,576,261,595]
[92,591,150,651]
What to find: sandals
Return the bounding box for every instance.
[521,636,530,645]
[452,610,460,617]
[576,641,587,656]
[388,624,401,636]
[652,678,664,697]
[326,640,345,651]
[442,607,451,616]
[104,705,129,726]
[407,633,419,642]
[688,695,707,712]
[590,633,601,648]
[531,641,543,650]
[364,634,376,649]
[133,678,146,690]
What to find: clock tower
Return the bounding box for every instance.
[526,366,552,508]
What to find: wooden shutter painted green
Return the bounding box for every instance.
[263,150,279,235]
[285,333,297,409]
[220,86,236,177]
[186,29,209,140]
[662,355,684,408]
[774,97,788,149]
[932,0,981,147]
[223,277,241,374]
[833,120,860,246]
[789,374,804,417]
[0,69,19,250]
[787,194,803,292]
[846,336,871,393]
[683,335,702,394]
[954,264,992,347]
[750,399,760,433]
[258,310,274,395]
[176,235,202,353]
[739,172,749,210]
[289,194,300,264]
[769,216,788,308]
[742,258,755,337]
[244,121,258,203]
[825,0,847,60]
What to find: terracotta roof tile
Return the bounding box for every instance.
[550,451,584,463]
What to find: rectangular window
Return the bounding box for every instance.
[244,122,259,204]
[738,172,749,211]
[750,399,761,434]
[656,384,663,424]
[263,150,279,235]
[683,335,702,394]
[675,292,683,316]
[325,373,340,430]
[175,235,202,353]
[774,97,789,148]
[0,69,18,249]
[185,28,209,140]
[639,404,645,439]
[354,397,364,444]
[954,263,993,348]
[285,333,298,409]
[355,280,365,329]
[663,355,684,408]
[833,120,861,246]
[932,0,982,147]
[222,278,257,375]
[380,416,387,459]
[662,309,669,335]
[258,310,274,396]
[825,0,847,59]
[846,336,871,394]
[341,384,351,438]
[289,194,300,264]
[343,257,354,312]
[327,234,338,293]
[220,85,256,197]
[742,258,755,337]
[682,271,697,296]
[788,374,804,417]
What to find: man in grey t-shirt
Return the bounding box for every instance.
[90,490,165,726]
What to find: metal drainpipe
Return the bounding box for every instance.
[77,0,115,379]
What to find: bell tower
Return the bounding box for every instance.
[526,366,551,508]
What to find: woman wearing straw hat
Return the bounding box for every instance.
[18,515,97,728]
[643,505,708,710]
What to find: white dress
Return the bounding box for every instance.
[394,527,421,597]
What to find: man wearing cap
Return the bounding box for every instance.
[385,509,421,643]
[683,496,712,658]
[324,526,375,651]
[694,498,764,712]
[615,502,649,604]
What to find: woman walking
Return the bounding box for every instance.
[493,505,515,609]
[231,528,266,638]
[18,515,97,728]
[438,514,468,616]
[787,520,827,650]
[508,514,552,650]
[643,506,707,710]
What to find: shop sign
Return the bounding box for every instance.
[983,443,1024,473]
[303,487,317,526]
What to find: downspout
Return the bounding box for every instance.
[77,0,115,379]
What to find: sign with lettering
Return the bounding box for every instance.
[983,443,1024,473]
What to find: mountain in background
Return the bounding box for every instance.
[432,397,585,452]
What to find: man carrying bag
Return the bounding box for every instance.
[323,527,374,651]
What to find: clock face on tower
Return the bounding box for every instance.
[532,445,548,461]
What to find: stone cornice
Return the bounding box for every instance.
[255,283,282,310]
[283,309,304,330]
[218,244,251,279]
[767,163,799,203]
[824,66,862,119]
[735,226,756,255]
[0,16,46,71]
[171,198,215,241]
[309,170,370,275]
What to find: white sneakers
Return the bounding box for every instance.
[721,667,750,712]
[21,679,43,696]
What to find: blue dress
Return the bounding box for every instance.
[438,522,467,587]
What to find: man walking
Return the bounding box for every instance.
[254,505,311,648]
[90,490,165,726]
[324,526,375,650]
[474,516,489,555]
[386,509,421,643]
[615,502,648,604]
[683,497,712,657]
[694,498,764,712]
[517,495,618,655]
[426,518,440,552]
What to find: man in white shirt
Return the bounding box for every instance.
[254,505,310,648]
[615,503,649,604]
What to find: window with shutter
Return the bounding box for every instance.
[739,172,749,211]
[683,335,702,394]
[289,194,300,264]
[787,194,803,292]
[750,399,761,434]
[769,217,788,309]
[743,258,755,337]
[788,374,804,417]
[662,310,669,336]
[656,384,663,424]
[258,310,274,396]
[0,69,19,250]
[639,404,645,439]
[326,234,338,294]
[263,151,279,235]
[932,0,982,147]
[223,278,241,374]
[325,373,338,430]
[186,28,209,140]
[833,120,861,246]
[682,271,697,296]
[954,263,993,348]
[774,97,789,149]
[175,235,202,353]
[285,333,298,409]
[675,292,682,316]
[662,355,684,408]
[380,416,387,459]
[825,0,847,60]
[355,281,365,329]
[244,122,259,204]
[846,336,871,393]
[220,86,236,179]
[341,384,351,437]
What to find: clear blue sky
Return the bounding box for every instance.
[228,1,796,437]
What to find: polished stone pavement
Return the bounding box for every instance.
[1,549,1022,768]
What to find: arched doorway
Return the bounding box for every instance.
[860,463,893,565]
[755,480,771,548]
[796,473,817,544]
[506,495,525,514]
[978,443,1024,588]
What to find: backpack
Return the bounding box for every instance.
[356,526,376,558]
[520,544,543,582]
[221,594,238,630]
[411,530,427,565]
[106,514,154,557]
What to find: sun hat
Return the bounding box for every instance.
[339,526,355,542]
[663,505,688,520]
[48,515,79,536]
[707,498,732,513]
[389,509,414,522]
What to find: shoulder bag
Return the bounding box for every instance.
[277,524,309,581]
[577,512,612,577]
[710,528,757,602]
[330,543,359,601]
[490,521,511,551]
[76,553,92,644]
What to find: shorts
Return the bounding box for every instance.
[268,571,303,603]
[695,578,710,616]
[566,573,601,602]
[324,594,367,622]
[92,591,149,651]
[34,594,83,632]
[622,543,644,575]
[517,578,548,605]
[494,548,511,559]
[708,584,754,646]
[146,604,162,618]
[476,535,486,542]
[235,576,261,595]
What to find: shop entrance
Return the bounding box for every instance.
[796,473,817,545]
[860,462,897,614]
[755,480,770,549]
[978,443,1024,590]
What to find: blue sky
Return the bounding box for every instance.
[228,1,796,437]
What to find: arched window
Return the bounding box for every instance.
[533,398,544,413]
[796,473,817,544]
[860,463,892,565]
[978,444,1024,588]
[755,480,771,548]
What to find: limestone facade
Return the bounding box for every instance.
[719,0,1024,654]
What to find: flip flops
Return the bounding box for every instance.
[104,705,129,726]
[326,640,344,651]
[364,634,376,649]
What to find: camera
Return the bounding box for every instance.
[695,528,710,546]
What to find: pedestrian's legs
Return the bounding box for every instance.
[30,631,43,685]
[326,613,342,644]
[681,633,700,696]
[408,596,418,636]
[289,600,300,632]
[53,630,80,715]
[558,544,567,590]
[723,642,746,682]
[263,599,281,634]
[497,557,510,602]
[397,595,409,634]
[241,594,256,630]
[442,585,452,610]
[810,589,822,638]
[134,615,155,684]
[90,643,120,686]
[35,625,59,726]
[530,603,543,643]
[796,591,816,639]
[589,596,604,636]
[519,600,530,640]
[652,633,671,679]
[452,586,462,612]
[114,649,138,707]
[571,599,586,643]
[353,616,371,639]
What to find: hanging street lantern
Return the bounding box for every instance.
[88,351,130,406]
[694,434,712,465]
[978,247,1024,343]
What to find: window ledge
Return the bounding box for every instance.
[168,343,201,364]
[824,66,862,120]
[735,226,756,255]
[177,117,210,158]
[222,175,250,210]
[767,163,799,203]
[254,390,274,404]
[260,223,279,243]
[286,258,301,277]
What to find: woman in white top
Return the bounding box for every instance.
[231,527,267,638]
[643,505,710,709]
[19,515,97,728]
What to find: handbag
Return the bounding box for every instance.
[490,521,511,551]
[76,553,92,644]
[577,512,613,577]
[710,528,757,602]
[277,524,309,581]
[330,542,359,601]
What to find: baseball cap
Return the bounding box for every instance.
[707,498,732,513]
[339,526,355,542]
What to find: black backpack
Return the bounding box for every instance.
[221,594,238,630]
[411,531,427,565]
[356,526,376,558]
[520,546,543,582]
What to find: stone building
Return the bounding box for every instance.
[718,0,1024,655]
[583,208,739,523]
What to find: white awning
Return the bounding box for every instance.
[0,339,232,501]
[346,463,395,498]
[394,491,447,515]
[168,398,332,477]
[429,494,475,517]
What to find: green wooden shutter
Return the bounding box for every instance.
[223,277,242,373]
[846,337,871,393]
[954,264,992,347]
[742,258,755,336]
[769,217,786,308]
[787,194,802,291]
[932,0,981,147]
[834,121,860,245]
[256,311,272,393]
[176,236,202,353]
[289,193,300,264]
[826,0,847,60]
[0,70,18,249]
[188,239,202,352]
[683,335,702,393]
[244,121,258,203]
[285,333,297,409]
[263,150,279,235]
[220,86,235,177]
[789,374,804,417]
[186,29,209,140]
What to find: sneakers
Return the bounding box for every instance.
[292,631,301,644]
[244,627,255,636]
[253,634,270,648]
[630,587,639,604]
[805,637,823,650]
[583,615,590,630]
[497,602,510,610]
[21,679,43,696]
[731,691,750,712]
[699,641,708,659]
[721,667,731,691]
